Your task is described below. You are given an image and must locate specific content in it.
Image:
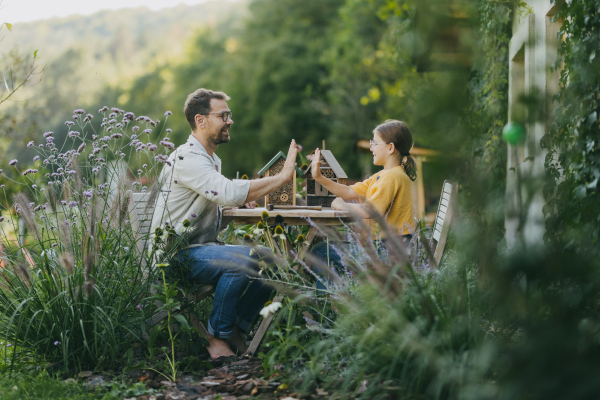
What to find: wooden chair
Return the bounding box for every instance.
[127,191,215,334]
[431,181,459,265]
[127,191,273,356]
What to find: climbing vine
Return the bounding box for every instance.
[542,0,600,251]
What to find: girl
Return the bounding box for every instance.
[309,120,417,282]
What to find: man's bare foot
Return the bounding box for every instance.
[227,325,248,355]
[205,332,235,360]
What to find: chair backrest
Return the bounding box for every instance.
[127,191,155,274]
[432,181,458,265]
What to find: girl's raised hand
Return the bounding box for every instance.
[311,148,322,180]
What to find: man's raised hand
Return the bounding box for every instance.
[281,139,298,182]
[311,148,322,180]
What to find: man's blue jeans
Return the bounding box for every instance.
[171,245,273,339]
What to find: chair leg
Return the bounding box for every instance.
[246,312,275,356]
[246,294,283,356]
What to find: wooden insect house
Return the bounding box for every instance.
[304,150,348,208]
[258,152,297,206]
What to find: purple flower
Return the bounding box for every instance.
[39,144,44,148]
[33,205,41,211]
[67,170,76,175]
[108,119,116,125]
[124,112,135,120]
[65,121,74,126]
[33,156,40,162]
[143,129,152,135]
[132,126,140,132]
[0,217,4,222]
[83,189,93,198]
[164,111,172,116]
[148,144,157,151]
[99,106,109,113]
[72,115,78,120]
[43,132,53,138]
[92,167,100,173]
[73,109,85,115]
[32,184,37,189]
[51,243,57,247]
[110,133,123,139]
[166,129,172,133]
[6,344,11,348]
[159,140,175,149]
[136,304,143,310]
[143,164,147,168]
[27,141,34,148]
[9,159,17,166]
[61,200,67,205]
[54,341,59,345]
[46,136,54,143]
[109,113,117,118]
[68,201,78,207]
[68,131,80,138]
[191,214,197,218]
[132,182,141,186]
[77,143,85,153]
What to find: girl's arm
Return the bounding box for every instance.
[331,197,370,217]
[311,148,359,200]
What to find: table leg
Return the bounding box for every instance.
[297,226,318,261]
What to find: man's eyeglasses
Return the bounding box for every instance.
[206,111,233,122]
[369,140,389,147]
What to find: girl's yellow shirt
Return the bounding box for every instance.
[350,166,414,236]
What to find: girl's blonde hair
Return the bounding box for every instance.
[374,119,417,181]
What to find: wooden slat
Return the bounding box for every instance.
[442,192,450,201]
[438,210,446,220]
[433,182,459,265]
[440,204,448,214]
[435,221,443,232]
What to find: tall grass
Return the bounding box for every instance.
[252,203,600,399]
[0,107,175,371]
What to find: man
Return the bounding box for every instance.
[150,88,298,359]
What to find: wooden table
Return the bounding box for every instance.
[222,207,353,259]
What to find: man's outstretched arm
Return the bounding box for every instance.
[244,139,298,203]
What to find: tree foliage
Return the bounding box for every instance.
[542,0,600,252]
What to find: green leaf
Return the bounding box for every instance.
[172,314,190,331]
[33,50,38,59]
[5,23,11,31]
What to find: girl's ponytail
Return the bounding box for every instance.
[374,120,417,182]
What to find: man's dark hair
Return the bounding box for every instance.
[184,88,230,130]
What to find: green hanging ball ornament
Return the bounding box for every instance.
[502,122,525,145]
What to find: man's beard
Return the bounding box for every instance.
[210,129,230,146]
